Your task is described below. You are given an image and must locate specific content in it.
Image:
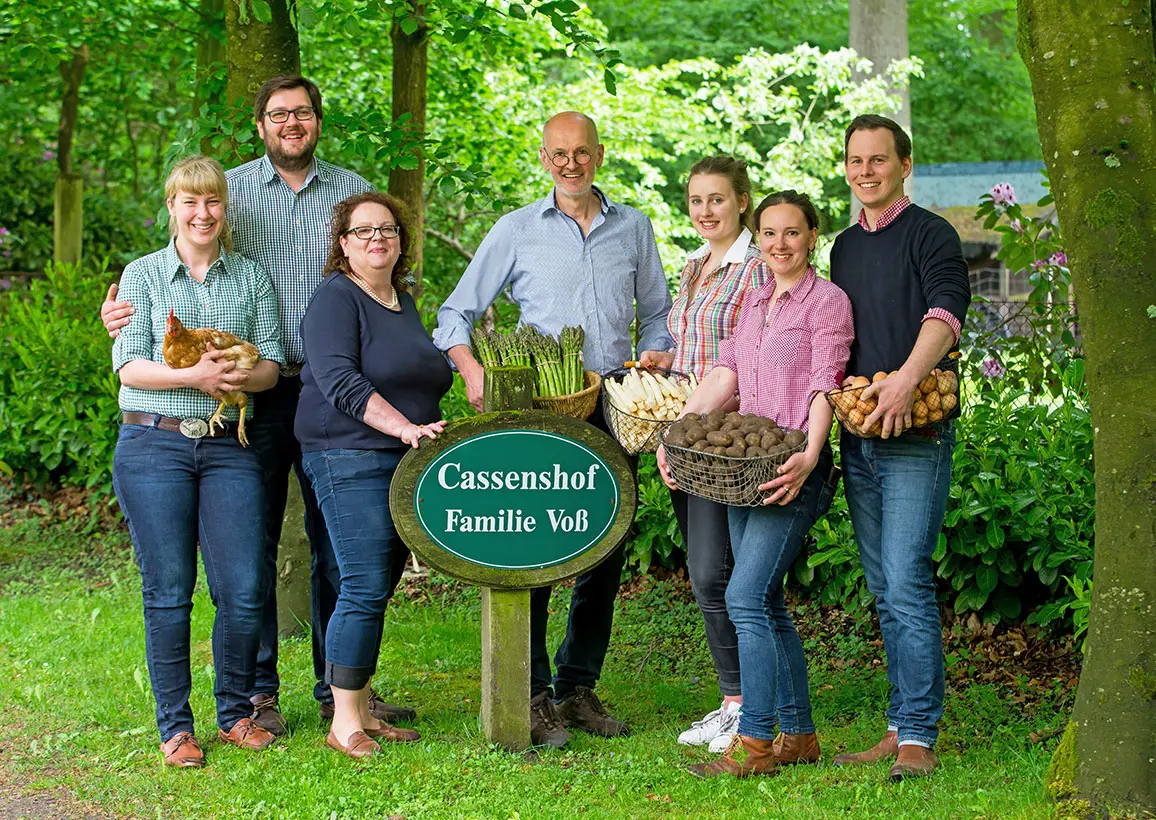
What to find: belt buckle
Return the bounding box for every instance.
[280,363,302,378]
[179,418,209,439]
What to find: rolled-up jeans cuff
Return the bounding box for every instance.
[326,661,374,691]
[898,736,934,749]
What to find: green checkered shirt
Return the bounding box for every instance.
[226,155,374,365]
[112,241,285,421]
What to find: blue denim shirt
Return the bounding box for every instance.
[432,187,673,375]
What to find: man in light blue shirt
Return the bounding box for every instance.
[433,111,674,748]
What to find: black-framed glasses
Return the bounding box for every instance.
[263,106,316,123]
[546,149,594,168]
[345,224,400,240]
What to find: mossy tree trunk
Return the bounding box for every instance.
[1018,1,1156,813]
[54,45,87,266]
[388,3,428,288]
[225,0,299,160]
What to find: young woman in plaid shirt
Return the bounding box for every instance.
[667,157,769,752]
[660,191,854,778]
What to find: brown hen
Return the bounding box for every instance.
[163,309,260,446]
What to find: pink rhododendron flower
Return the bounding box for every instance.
[1009,218,1023,233]
[982,358,1006,380]
[1049,251,1068,266]
[1031,260,1046,271]
[990,182,1016,207]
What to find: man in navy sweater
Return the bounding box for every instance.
[829,115,970,780]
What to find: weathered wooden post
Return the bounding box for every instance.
[390,372,635,753]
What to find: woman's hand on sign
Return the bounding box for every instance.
[758,450,817,506]
[656,444,678,490]
[402,419,447,448]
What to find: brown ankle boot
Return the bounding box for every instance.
[688,735,778,779]
[772,732,820,764]
[832,730,898,766]
[888,744,939,780]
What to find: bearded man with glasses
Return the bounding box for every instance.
[100,75,417,737]
[433,111,674,748]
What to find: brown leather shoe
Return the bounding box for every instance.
[161,732,203,768]
[772,732,820,764]
[530,691,570,748]
[832,730,898,766]
[364,722,420,743]
[327,729,380,759]
[889,744,939,780]
[688,735,778,779]
[250,692,288,737]
[556,686,629,738]
[320,690,416,724]
[218,717,276,751]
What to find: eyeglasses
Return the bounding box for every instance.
[263,106,316,123]
[345,224,400,240]
[546,149,594,168]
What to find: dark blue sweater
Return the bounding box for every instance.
[295,275,452,452]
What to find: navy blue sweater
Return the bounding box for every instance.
[830,205,970,377]
[295,275,452,452]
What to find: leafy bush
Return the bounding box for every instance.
[624,453,684,571]
[0,263,120,494]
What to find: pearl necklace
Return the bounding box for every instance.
[347,270,399,311]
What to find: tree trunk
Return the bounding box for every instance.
[388,3,429,288]
[54,45,88,266]
[225,0,300,160]
[848,0,912,221]
[197,0,227,155]
[1018,1,1156,813]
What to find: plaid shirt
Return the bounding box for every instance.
[112,241,284,420]
[226,155,373,365]
[859,195,961,343]
[714,267,854,432]
[669,229,769,381]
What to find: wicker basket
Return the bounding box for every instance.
[827,354,962,438]
[532,369,602,420]
[659,426,807,506]
[601,367,692,455]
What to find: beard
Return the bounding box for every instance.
[263,131,318,173]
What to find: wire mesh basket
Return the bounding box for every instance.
[532,369,602,420]
[601,366,692,455]
[826,354,962,438]
[659,425,807,507]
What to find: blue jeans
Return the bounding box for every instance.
[840,424,955,748]
[302,448,408,691]
[112,424,266,741]
[725,447,835,741]
[246,375,341,704]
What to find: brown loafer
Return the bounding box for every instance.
[326,729,380,758]
[889,744,939,780]
[363,722,420,743]
[320,690,417,724]
[218,717,276,751]
[832,730,898,766]
[688,735,778,779]
[250,692,288,737]
[161,732,204,768]
[772,732,821,764]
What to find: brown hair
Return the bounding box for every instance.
[324,192,413,293]
[844,114,912,161]
[753,190,821,238]
[165,155,234,252]
[253,75,324,123]
[686,156,754,234]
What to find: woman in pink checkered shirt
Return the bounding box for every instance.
[667,157,770,754]
[660,190,855,779]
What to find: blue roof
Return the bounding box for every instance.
[916,161,1048,209]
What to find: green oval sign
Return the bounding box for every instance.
[414,429,620,570]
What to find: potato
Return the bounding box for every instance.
[864,419,883,436]
[685,425,706,444]
[702,418,721,432]
[848,408,866,426]
[912,399,928,418]
[747,446,767,457]
[691,439,711,451]
[842,375,856,388]
[665,429,689,448]
[709,446,728,455]
[941,392,958,412]
[682,412,702,423]
[851,376,871,389]
[725,444,746,457]
[913,413,929,428]
[919,374,938,394]
[929,408,944,422]
[912,388,923,402]
[762,431,783,449]
[706,431,733,446]
[783,430,805,448]
[937,370,958,395]
[872,371,888,383]
[725,411,743,425]
[745,432,762,447]
[924,391,941,411]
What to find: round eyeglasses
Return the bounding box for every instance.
[345,224,400,240]
[546,149,594,168]
[263,106,316,123]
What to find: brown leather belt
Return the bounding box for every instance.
[121,412,235,439]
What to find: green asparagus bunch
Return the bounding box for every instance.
[469,325,586,397]
[560,325,585,394]
[470,328,502,369]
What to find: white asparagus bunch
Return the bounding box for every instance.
[605,368,698,422]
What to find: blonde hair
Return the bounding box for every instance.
[165,155,234,252]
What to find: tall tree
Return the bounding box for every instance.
[389,3,430,286]
[54,44,89,266]
[225,0,300,154]
[1018,0,1156,814]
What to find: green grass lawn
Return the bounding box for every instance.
[0,513,1066,819]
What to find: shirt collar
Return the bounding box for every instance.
[165,239,230,282]
[857,195,911,233]
[687,227,754,264]
[754,265,818,305]
[538,186,612,218]
[259,153,324,188]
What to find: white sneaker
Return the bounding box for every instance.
[708,730,736,753]
[677,701,741,747]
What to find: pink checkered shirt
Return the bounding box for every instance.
[669,230,769,380]
[714,267,854,432]
[858,195,962,344]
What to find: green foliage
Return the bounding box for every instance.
[623,454,683,571]
[0,263,121,493]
